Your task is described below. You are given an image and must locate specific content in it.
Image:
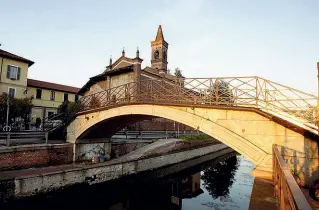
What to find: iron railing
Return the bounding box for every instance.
[73,76,318,133]
[112,130,198,140]
[0,131,47,146]
[273,145,312,210]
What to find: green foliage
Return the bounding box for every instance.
[57,99,85,124]
[207,80,235,104]
[58,101,76,113]
[0,93,33,126]
[174,67,183,77]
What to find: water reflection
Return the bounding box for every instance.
[1,154,253,210]
[201,155,239,198]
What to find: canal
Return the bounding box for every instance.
[1,154,258,210]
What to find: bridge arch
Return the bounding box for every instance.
[67,104,318,175]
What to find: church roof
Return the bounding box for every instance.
[104,53,142,72]
[78,65,134,95]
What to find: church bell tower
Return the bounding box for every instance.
[151,25,168,74]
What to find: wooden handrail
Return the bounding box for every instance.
[273,145,312,210]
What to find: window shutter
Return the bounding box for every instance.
[17,67,21,80]
[7,66,10,79]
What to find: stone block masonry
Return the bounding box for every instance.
[0,143,73,171]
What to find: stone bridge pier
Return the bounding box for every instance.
[67,104,319,186]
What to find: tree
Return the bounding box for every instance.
[201,155,239,198]
[0,93,33,130]
[57,99,85,122]
[206,80,235,104]
[174,67,183,77]
[58,101,76,114]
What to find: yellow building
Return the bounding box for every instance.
[27,79,80,125]
[0,48,34,99]
[0,48,80,128]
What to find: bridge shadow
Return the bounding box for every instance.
[77,114,156,140]
[278,134,319,187]
[75,114,210,162]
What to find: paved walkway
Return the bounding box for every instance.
[119,138,181,160]
[248,178,279,210]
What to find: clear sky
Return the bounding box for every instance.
[1,0,318,94]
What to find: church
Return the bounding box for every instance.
[78,25,175,96]
[78,25,193,132]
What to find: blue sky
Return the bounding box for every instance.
[1,0,318,94]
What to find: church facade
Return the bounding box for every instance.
[78,25,194,132]
[78,25,176,96]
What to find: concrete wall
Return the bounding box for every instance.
[67,104,319,185]
[0,57,29,98]
[0,144,229,199]
[76,142,111,161]
[0,143,73,171]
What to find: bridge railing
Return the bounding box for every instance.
[73,76,317,131]
[273,145,312,210]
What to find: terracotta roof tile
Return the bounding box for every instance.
[0,49,34,66]
[27,79,80,94]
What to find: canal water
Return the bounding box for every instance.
[1,154,256,210]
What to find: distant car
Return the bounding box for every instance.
[309,179,319,201]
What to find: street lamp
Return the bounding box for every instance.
[6,93,9,129]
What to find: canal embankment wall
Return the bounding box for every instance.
[0,143,231,200]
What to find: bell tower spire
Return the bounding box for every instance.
[155,25,164,41]
[151,25,168,74]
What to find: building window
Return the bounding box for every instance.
[7,65,21,80]
[8,88,15,97]
[75,95,79,102]
[50,91,55,101]
[64,93,68,102]
[36,89,42,99]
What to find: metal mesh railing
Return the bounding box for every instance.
[72,76,318,132]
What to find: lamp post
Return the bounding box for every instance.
[6,93,9,129]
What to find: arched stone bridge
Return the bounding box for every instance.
[67,76,319,184]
